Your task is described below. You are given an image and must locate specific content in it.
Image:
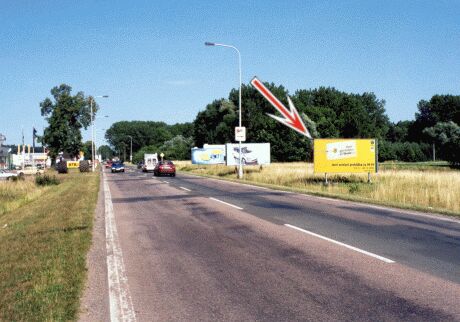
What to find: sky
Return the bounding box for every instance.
[1,0,459,146]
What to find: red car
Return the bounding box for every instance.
[105,160,113,169]
[153,161,176,177]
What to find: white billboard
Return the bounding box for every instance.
[226,143,270,166]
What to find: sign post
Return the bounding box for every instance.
[160,153,164,162]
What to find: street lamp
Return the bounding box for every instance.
[90,95,109,172]
[127,135,133,163]
[205,41,243,179]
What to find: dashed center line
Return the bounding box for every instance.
[180,186,191,192]
[209,197,243,210]
[284,224,395,264]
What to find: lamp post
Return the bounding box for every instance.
[205,41,243,179]
[90,95,109,172]
[127,135,133,163]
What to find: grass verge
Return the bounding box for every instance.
[175,161,460,217]
[0,170,99,321]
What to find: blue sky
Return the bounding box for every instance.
[1,0,459,145]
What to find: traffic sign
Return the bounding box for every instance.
[235,127,246,142]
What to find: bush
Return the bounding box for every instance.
[79,160,90,172]
[56,161,68,174]
[10,174,25,182]
[378,140,431,162]
[35,174,60,186]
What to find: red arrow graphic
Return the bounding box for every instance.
[251,77,312,139]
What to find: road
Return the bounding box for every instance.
[80,166,460,321]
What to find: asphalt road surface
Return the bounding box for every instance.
[80,166,460,322]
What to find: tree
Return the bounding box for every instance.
[387,121,413,142]
[158,135,194,160]
[40,84,97,159]
[81,140,93,160]
[104,120,193,157]
[424,121,460,166]
[98,145,114,160]
[410,95,460,142]
[293,87,389,139]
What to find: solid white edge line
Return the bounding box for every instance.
[209,197,243,210]
[180,186,191,192]
[103,172,137,322]
[284,224,395,264]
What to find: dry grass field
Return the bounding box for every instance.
[176,161,460,216]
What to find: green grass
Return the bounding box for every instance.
[379,161,451,171]
[0,170,99,321]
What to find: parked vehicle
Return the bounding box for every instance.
[153,161,176,177]
[0,169,18,180]
[143,153,158,172]
[17,166,44,176]
[137,161,144,169]
[111,162,125,173]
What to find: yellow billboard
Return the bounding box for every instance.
[314,139,377,173]
[67,161,79,168]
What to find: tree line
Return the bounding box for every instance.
[39,83,460,166]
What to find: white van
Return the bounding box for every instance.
[143,153,158,172]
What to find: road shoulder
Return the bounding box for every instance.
[79,172,110,322]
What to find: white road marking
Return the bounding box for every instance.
[162,180,169,184]
[209,197,243,210]
[103,172,137,322]
[284,224,395,264]
[180,186,191,192]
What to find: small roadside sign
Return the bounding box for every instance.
[160,153,164,161]
[235,127,246,142]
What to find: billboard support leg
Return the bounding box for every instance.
[324,173,328,185]
[367,172,371,183]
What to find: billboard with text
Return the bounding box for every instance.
[314,139,377,173]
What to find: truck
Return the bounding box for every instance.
[143,153,158,172]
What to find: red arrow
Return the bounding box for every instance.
[250,77,312,139]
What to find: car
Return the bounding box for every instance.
[232,147,258,165]
[153,161,176,177]
[111,162,125,173]
[17,166,44,176]
[137,161,144,169]
[0,169,18,180]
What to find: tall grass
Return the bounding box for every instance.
[0,177,48,215]
[175,161,460,215]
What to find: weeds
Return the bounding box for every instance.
[35,174,60,186]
